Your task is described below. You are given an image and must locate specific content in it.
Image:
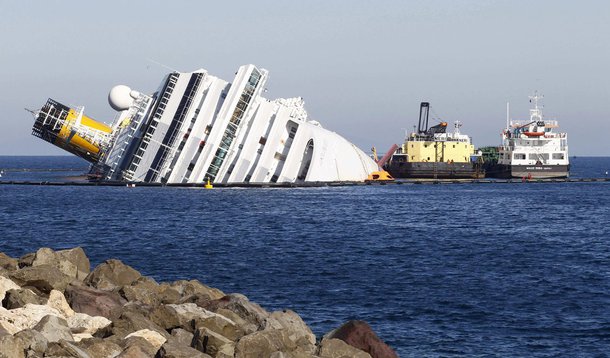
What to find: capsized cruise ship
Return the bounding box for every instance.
[31,64,378,184]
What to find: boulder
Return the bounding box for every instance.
[204,294,269,330]
[170,280,225,301]
[216,308,257,335]
[67,313,112,335]
[0,335,25,358]
[325,320,398,358]
[117,344,153,358]
[85,259,142,291]
[170,328,194,347]
[14,328,48,356]
[195,314,245,341]
[234,328,312,358]
[215,343,235,358]
[47,289,75,317]
[65,282,126,319]
[2,288,44,309]
[0,275,20,302]
[319,338,372,358]
[266,309,316,352]
[157,283,182,304]
[192,327,233,357]
[122,335,160,357]
[0,304,63,334]
[164,303,218,330]
[111,311,170,340]
[0,253,18,271]
[9,264,73,293]
[156,340,212,358]
[125,329,167,352]
[120,276,162,307]
[32,314,74,343]
[18,252,35,268]
[50,339,92,358]
[150,304,182,331]
[77,338,122,358]
[56,247,91,280]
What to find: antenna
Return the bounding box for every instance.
[145,58,179,73]
[506,102,510,130]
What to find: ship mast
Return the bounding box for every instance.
[529,91,544,122]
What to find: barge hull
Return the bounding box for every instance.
[385,162,484,179]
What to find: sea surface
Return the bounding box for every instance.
[1,156,610,357]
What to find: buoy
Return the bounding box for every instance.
[204,178,213,189]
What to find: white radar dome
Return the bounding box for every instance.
[108,85,140,111]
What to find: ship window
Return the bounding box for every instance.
[553,153,564,160]
[427,157,430,161]
[453,145,455,148]
[514,153,526,160]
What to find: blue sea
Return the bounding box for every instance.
[1,156,610,357]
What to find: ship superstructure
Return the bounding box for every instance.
[31,64,378,184]
[385,102,483,179]
[492,92,569,178]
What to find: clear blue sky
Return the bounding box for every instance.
[1,0,609,155]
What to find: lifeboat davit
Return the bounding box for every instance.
[523,131,545,137]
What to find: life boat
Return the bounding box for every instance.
[523,131,545,137]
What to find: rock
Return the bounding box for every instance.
[319,338,372,358]
[0,276,20,302]
[0,253,18,271]
[47,289,75,317]
[157,284,182,304]
[170,328,194,347]
[204,294,269,330]
[266,309,316,351]
[215,343,235,358]
[55,339,92,358]
[192,327,233,357]
[85,259,142,291]
[216,308,257,335]
[126,329,167,352]
[111,311,170,340]
[65,282,126,319]
[32,314,73,343]
[196,314,245,341]
[2,288,45,309]
[117,344,152,358]
[156,340,212,358]
[67,313,112,335]
[9,264,73,293]
[165,303,217,329]
[120,276,162,307]
[0,335,25,358]
[150,304,182,331]
[56,247,91,280]
[18,252,35,268]
[235,328,313,358]
[325,320,398,358]
[170,280,225,301]
[122,335,159,357]
[77,338,122,358]
[0,304,63,334]
[14,329,48,356]
[74,333,94,342]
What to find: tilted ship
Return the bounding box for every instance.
[485,92,570,179]
[384,102,484,179]
[30,64,378,184]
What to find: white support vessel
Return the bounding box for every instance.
[492,92,570,179]
[30,64,378,184]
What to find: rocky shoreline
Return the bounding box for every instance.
[0,247,398,358]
